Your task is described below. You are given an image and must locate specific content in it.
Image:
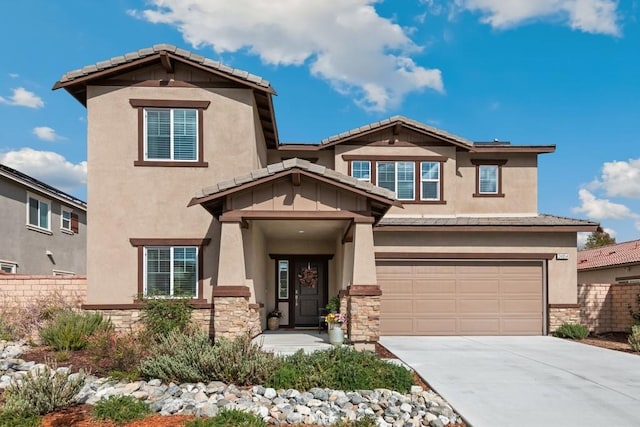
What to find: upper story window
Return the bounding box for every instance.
[27,193,50,231]
[421,162,441,200]
[144,246,198,298]
[61,209,80,234]
[344,155,446,204]
[351,161,371,181]
[471,159,507,197]
[130,99,210,167]
[0,261,17,274]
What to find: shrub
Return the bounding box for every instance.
[92,395,152,425]
[140,328,218,383]
[40,310,112,351]
[266,347,413,393]
[140,297,193,339]
[0,410,40,427]
[186,408,266,427]
[86,328,150,377]
[553,323,589,340]
[628,293,640,325]
[331,415,377,427]
[3,363,85,416]
[140,330,277,385]
[628,325,640,352]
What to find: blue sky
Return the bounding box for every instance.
[1,0,639,244]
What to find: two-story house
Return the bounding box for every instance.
[53,44,597,343]
[0,163,86,275]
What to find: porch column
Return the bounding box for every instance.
[347,220,381,348]
[213,219,259,339]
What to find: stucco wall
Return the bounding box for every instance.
[374,231,578,304]
[578,264,640,284]
[86,83,262,304]
[0,179,86,275]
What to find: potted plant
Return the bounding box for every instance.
[325,312,347,345]
[267,309,282,330]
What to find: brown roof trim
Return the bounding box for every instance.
[212,286,251,298]
[374,225,597,232]
[471,145,556,154]
[129,99,211,109]
[347,285,382,296]
[548,303,580,309]
[221,210,372,222]
[82,300,212,310]
[130,238,211,247]
[342,155,448,162]
[375,252,556,260]
[470,159,508,166]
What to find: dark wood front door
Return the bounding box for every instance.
[293,258,326,326]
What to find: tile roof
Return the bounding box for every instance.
[0,163,86,209]
[55,44,272,91]
[192,158,397,202]
[320,115,474,147]
[578,239,640,270]
[378,214,598,228]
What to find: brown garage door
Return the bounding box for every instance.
[377,260,543,335]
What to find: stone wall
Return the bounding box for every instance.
[0,275,86,307]
[212,296,262,339]
[577,283,640,333]
[348,295,380,344]
[548,306,581,332]
[90,307,214,334]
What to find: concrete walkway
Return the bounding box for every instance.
[254,330,333,356]
[380,336,640,427]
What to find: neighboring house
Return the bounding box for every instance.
[53,44,597,342]
[578,240,640,284]
[0,164,86,275]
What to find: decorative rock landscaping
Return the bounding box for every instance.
[0,341,463,426]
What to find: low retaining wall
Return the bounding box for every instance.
[578,283,640,333]
[0,275,87,307]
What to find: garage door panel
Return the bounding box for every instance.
[378,260,543,336]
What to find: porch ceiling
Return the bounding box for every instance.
[255,219,349,240]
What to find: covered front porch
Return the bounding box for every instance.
[189,158,399,346]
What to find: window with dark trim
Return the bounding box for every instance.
[129,99,210,167]
[471,159,507,197]
[344,155,446,204]
[129,238,210,301]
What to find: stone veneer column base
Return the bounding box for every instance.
[85,307,213,335]
[212,286,261,340]
[548,305,581,333]
[345,285,381,345]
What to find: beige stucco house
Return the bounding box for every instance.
[53,44,597,344]
[578,240,640,284]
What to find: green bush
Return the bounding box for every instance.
[186,408,266,427]
[266,347,413,393]
[140,328,218,383]
[0,410,40,427]
[92,395,152,425]
[140,330,277,385]
[553,323,590,340]
[628,293,640,325]
[140,297,193,339]
[331,415,377,427]
[40,310,112,351]
[628,325,640,352]
[3,364,85,416]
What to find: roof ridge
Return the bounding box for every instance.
[55,44,272,90]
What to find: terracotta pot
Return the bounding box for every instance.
[267,317,280,331]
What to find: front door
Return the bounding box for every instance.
[293,258,327,326]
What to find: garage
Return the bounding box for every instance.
[377,260,544,335]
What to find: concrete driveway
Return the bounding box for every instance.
[380,336,640,427]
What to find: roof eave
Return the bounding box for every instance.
[471,145,556,154]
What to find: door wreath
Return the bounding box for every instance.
[298,266,318,288]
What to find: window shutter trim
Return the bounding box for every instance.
[71,212,79,233]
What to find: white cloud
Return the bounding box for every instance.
[573,189,637,220]
[0,87,44,109]
[131,0,444,112]
[592,158,640,198]
[453,0,621,35]
[0,148,86,194]
[8,73,19,78]
[32,127,64,142]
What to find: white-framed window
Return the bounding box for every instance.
[144,108,198,161]
[278,260,289,299]
[351,161,371,182]
[144,246,198,298]
[53,269,75,276]
[61,209,72,231]
[27,193,51,231]
[479,165,499,194]
[0,261,17,274]
[421,162,440,200]
[377,161,415,200]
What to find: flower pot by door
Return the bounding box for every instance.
[328,325,344,345]
[267,317,280,331]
